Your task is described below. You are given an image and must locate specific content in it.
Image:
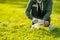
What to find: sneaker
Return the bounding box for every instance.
[31,23,40,29]
[49,24,55,31]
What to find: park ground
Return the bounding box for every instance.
[0,0,60,40]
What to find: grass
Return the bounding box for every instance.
[0,1,60,40]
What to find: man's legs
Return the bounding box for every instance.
[31,4,51,27]
[32,7,38,18]
[31,3,39,25]
[32,7,38,25]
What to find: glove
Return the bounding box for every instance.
[31,23,40,29]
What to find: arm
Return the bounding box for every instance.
[43,0,53,20]
[26,0,34,20]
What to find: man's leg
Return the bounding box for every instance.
[32,7,38,18]
[32,4,38,25]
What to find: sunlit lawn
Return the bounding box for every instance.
[0,1,60,40]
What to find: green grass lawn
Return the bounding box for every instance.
[0,1,60,40]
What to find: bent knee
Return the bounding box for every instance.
[32,4,38,7]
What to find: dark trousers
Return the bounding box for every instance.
[31,7,51,25]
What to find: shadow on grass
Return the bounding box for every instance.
[39,27,60,38]
[51,28,60,38]
[39,28,51,36]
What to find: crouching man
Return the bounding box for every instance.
[26,0,53,29]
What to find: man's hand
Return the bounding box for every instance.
[44,21,49,27]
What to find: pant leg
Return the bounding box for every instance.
[32,7,38,18]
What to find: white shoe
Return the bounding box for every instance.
[31,19,44,30]
[49,24,55,31]
[31,23,40,29]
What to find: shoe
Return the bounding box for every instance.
[31,23,40,29]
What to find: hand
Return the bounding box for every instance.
[44,21,49,27]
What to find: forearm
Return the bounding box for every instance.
[43,0,52,20]
[26,11,34,20]
[25,0,34,20]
